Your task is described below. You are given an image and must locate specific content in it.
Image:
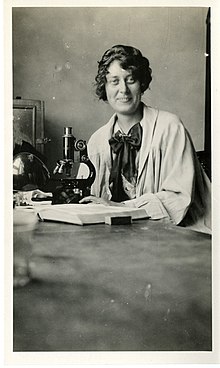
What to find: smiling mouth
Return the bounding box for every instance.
[117,97,131,102]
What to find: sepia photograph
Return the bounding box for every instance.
[4,0,220,366]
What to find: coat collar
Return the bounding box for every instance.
[101,103,159,175]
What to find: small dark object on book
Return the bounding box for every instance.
[105,216,132,225]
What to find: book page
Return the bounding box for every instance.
[37,203,149,225]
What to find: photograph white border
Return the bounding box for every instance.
[3,0,220,366]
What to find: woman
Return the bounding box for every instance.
[80,45,211,233]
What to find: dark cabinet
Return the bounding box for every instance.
[197,9,211,180]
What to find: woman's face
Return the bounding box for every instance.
[105,60,142,116]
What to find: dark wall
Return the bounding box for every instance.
[13,7,207,170]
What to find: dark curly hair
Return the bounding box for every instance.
[95,45,152,101]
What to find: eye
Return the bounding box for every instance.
[108,79,119,85]
[126,76,136,84]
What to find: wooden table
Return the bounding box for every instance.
[13,219,212,351]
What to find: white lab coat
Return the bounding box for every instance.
[88,104,211,233]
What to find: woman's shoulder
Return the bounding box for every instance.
[90,114,115,140]
[88,115,115,154]
[146,105,185,133]
[142,105,188,147]
[145,105,182,125]
[158,109,182,125]
[88,126,110,151]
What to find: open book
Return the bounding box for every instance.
[37,203,148,225]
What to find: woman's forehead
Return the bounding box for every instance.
[107,60,132,77]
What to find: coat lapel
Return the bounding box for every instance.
[101,114,117,172]
[137,105,159,182]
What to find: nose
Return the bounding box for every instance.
[119,79,129,93]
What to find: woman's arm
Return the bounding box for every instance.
[121,127,209,226]
[79,195,125,207]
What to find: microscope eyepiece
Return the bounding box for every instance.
[63,126,75,160]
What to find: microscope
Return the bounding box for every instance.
[52,127,96,204]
